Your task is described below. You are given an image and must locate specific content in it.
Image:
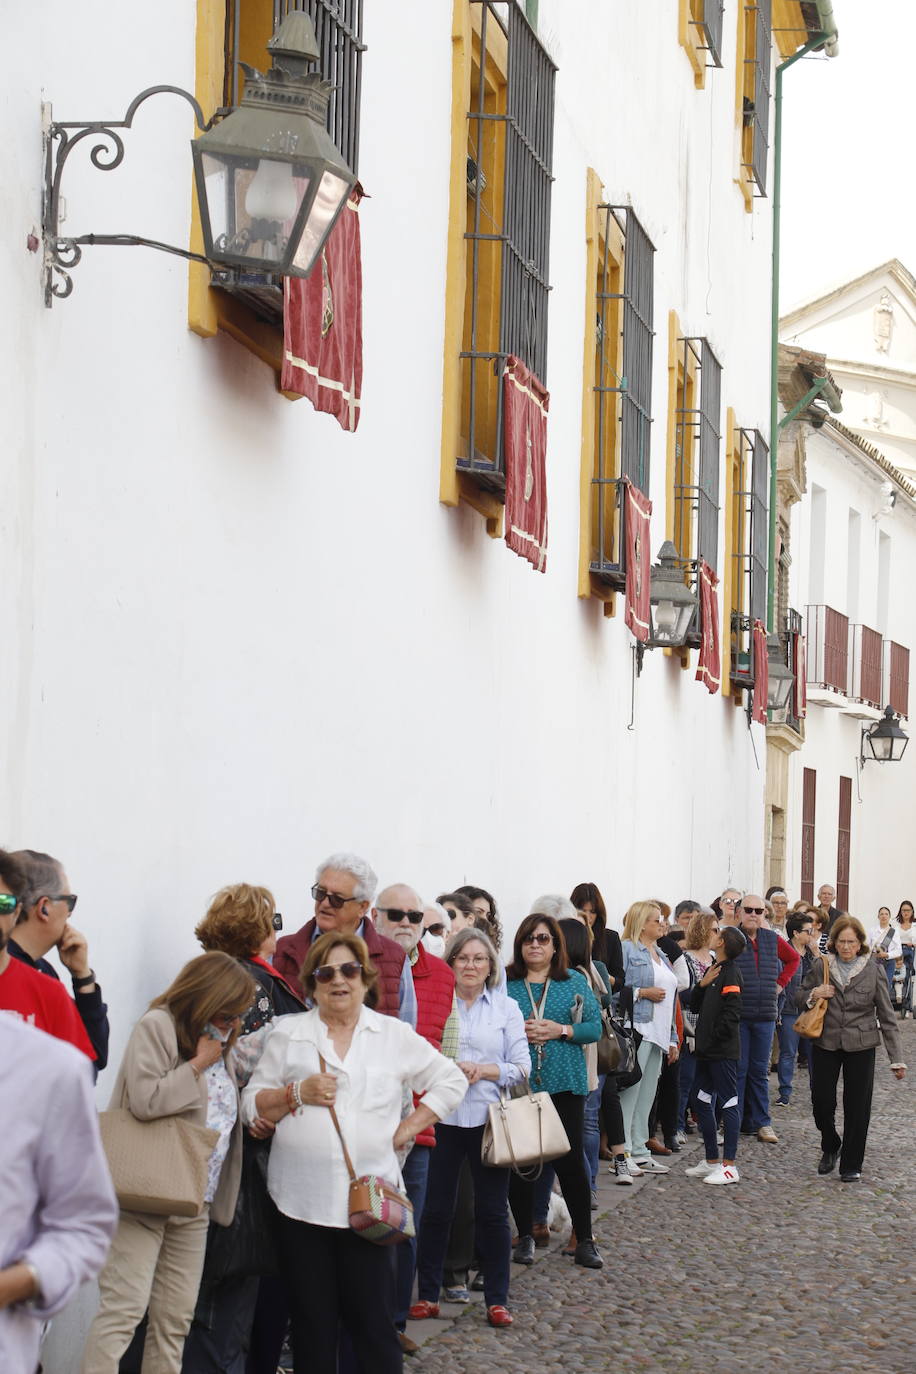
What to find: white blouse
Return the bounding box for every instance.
[242,1006,467,1229]
[869,925,903,960]
[643,955,679,1053]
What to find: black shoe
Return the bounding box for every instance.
[817,1150,838,1175]
[664,1136,681,1153]
[840,1170,861,1183]
[573,1239,604,1269]
[512,1235,535,1266]
[469,1271,485,1291]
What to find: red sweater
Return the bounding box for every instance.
[410,945,455,1148]
[274,917,406,1018]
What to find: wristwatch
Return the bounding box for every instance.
[560,1025,571,1041]
[72,970,96,989]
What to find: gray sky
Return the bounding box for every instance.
[780,1,914,312]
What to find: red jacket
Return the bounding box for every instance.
[274,917,406,1018]
[410,945,455,1148]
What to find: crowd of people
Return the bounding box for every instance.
[0,848,909,1374]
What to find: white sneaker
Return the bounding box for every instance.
[625,1156,644,1177]
[684,1159,718,1178]
[611,1157,633,1185]
[634,1157,670,1174]
[675,1129,688,1145]
[703,1163,740,1185]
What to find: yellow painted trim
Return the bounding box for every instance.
[678,0,706,89]
[722,407,737,696]
[188,0,222,338]
[440,0,474,509]
[665,311,681,547]
[733,2,754,213]
[578,168,603,599]
[772,0,809,59]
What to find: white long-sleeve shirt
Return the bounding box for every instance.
[869,925,903,960]
[242,1006,467,1228]
[0,1016,118,1374]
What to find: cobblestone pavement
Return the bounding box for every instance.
[406,1026,916,1373]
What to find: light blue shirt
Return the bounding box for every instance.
[444,987,530,1128]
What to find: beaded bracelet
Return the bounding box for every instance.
[291,1079,304,1112]
[285,1082,297,1116]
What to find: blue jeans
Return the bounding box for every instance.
[695,1058,739,1161]
[417,1125,511,1309]
[395,1143,430,1328]
[678,1047,698,1127]
[737,1020,775,1130]
[583,1079,604,1188]
[777,1013,812,1101]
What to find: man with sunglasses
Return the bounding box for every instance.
[8,849,109,1071]
[375,885,459,1356]
[734,894,800,1144]
[0,849,95,1061]
[274,852,417,1025]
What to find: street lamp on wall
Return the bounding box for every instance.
[766,632,794,714]
[861,706,909,764]
[647,542,699,648]
[42,10,355,304]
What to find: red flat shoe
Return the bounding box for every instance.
[487,1306,513,1328]
[408,1301,440,1320]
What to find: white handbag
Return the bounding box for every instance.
[480,1081,571,1177]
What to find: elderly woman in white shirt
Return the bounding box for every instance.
[869,906,904,1000]
[409,928,529,1330]
[242,930,466,1374]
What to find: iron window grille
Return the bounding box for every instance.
[589,204,655,586]
[743,0,772,195]
[458,1,556,493]
[673,336,721,643]
[784,606,804,733]
[730,427,769,688]
[691,0,725,68]
[213,0,365,322]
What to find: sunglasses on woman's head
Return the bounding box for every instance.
[313,961,363,984]
[523,932,553,946]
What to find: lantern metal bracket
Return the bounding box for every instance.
[41,87,219,307]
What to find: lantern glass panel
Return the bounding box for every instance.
[200,153,313,268]
[291,170,351,274]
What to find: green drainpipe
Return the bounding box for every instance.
[526,0,539,27]
[767,33,828,632]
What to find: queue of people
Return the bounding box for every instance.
[0,848,909,1374]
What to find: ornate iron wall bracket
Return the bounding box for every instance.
[42,86,217,306]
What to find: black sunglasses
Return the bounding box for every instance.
[313,960,363,984]
[523,932,553,946]
[272,912,283,931]
[49,894,78,914]
[742,906,765,916]
[311,884,358,910]
[379,908,424,925]
[425,922,446,936]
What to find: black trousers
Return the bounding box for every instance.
[600,1073,624,1146]
[649,1055,680,1141]
[811,1043,875,1173]
[277,1215,402,1374]
[508,1091,592,1242]
[417,1124,511,1309]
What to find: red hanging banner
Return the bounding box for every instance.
[751,619,769,724]
[281,187,364,431]
[793,631,807,719]
[695,560,721,694]
[623,479,652,643]
[503,356,549,572]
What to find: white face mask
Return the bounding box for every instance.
[422,931,446,959]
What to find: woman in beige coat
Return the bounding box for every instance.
[81,952,255,1374]
[798,915,906,1183]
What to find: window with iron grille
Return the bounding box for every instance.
[784,606,804,733]
[742,0,772,195]
[673,336,722,572]
[458,1,556,492]
[588,204,655,585]
[215,0,365,321]
[730,426,768,686]
[692,0,725,68]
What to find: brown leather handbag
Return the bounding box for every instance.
[794,955,831,1040]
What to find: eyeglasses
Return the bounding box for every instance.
[313,961,363,983]
[0,894,18,916]
[49,894,78,914]
[523,932,553,946]
[425,923,446,936]
[311,884,359,910]
[742,906,765,916]
[453,955,489,967]
[720,897,738,906]
[272,912,283,931]
[378,908,424,925]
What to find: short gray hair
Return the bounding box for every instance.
[529,893,577,922]
[315,852,377,903]
[446,926,500,988]
[11,849,66,915]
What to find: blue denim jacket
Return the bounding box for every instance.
[620,940,678,1046]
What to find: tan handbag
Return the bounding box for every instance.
[99,1109,220,1216]
[480,1081,571,1178]
[794,955,831,1040]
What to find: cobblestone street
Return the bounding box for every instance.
[407,1027,916,1373]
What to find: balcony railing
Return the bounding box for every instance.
[848,623,883,709]
[806,605,848,696]
[884,640,910,719]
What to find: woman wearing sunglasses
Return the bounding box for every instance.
[504,914,604,1270]
[241,931,467,1374]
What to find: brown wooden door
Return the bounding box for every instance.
[801,768,816,904]
[837,775,852,912]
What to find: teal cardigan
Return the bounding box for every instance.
[505,968,601,1096]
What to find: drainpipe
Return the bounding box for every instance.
[813,0,839,57]
[767,31,834,631]
[526,0,539,27]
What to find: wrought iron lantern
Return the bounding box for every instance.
[192,12,356,278]
[861,706,909,764]
[646,542,698,648]
[766,633,795,713]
